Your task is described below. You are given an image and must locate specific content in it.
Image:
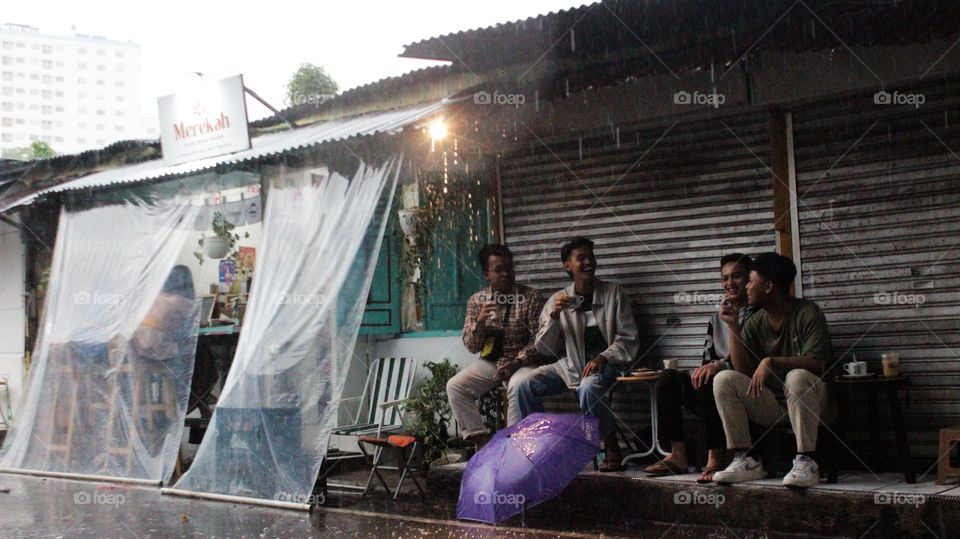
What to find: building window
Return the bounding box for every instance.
[114,96,124,102]
[96,124,105,130]
[1,118,11,127]
[96,109,105,116]
[77,137,86,144]
[115,51,124,58]
[114,125,124,132]
[96,49,105,56]
[78,47,87,54]
[42,60,53,69]
[41,105,52,113]
[115,81,124,88]
[1,42,12,50]
[0,102,11,111]
[55,136,63,142]
[77,122,87,129]
[96,79,104,86]
[41,120,52,129]
[114,110,123,117]
[42,75,52,83]
[1,57,12,66]
[55,76,63,82]
[42,45,52,54]
[1,133,12,142]
[78,62,87,69]
[77,77,86,84]
[0,72,10,81]
[41,90,52,99]
[96,64,105,71]
[29,73,38,80]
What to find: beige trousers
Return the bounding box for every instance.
[446,360,534,439]
[713,368,834,453]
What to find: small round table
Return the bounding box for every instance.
[615,371,671,467]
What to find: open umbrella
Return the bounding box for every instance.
[456,412,601,524]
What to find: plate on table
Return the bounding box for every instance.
[840,372,876,379]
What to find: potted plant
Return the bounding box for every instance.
[195,211,249,264]
[406,358,460,469]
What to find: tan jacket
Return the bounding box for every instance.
[535,280,639,388]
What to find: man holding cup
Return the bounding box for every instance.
[514,237,639,472]
[644,253,756,481]
[711,252,835,488]
[447,244,545,446]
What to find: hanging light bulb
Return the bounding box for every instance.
[429,119,447,141]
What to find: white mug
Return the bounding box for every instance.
[843,361,868,376]
[663,359,679,370]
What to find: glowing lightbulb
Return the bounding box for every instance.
[429,119,447,141]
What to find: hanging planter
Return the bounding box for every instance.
[202,236,231,259]
[397,208,419,236]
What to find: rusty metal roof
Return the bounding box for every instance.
[0,99,448,213]
[400,0,960,74]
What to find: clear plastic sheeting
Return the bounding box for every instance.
[0,196,202,482]
[172,154,401,504]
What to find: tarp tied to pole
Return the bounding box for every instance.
[172,153,401,504]
[0,189,204,483]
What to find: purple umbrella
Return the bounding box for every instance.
[457,413,601,524]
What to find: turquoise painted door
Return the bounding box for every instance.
[359,219,400,335]
[423,176,494,331]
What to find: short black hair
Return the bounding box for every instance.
[560,237,595,262]
[478,244,513,272]
[751,252,797,293]
[720,253,752,272]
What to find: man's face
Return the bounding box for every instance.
[721,262,749,302]
[563,246,597,281]
[745,270,773,308]
[485,255,515,292]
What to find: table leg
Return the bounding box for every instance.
[886,385,916,484]
[620,381,669,467]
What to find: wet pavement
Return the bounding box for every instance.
[0,473,713,539]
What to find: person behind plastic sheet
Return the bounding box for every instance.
[131,265,196,360]
[447,244,545,446]
[514,237,639,472]
[711,252,835,488]
[644,253,757,482]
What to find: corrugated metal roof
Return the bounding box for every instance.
[1,99,447,212]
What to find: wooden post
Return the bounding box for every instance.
[769,109,802,296]
[770,109,792,257]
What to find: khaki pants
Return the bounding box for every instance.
[713,369,834,453]
[446,360,534,439]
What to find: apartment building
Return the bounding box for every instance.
[0,23,158,156]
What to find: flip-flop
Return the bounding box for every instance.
[643,460,687,476]
[697,465,724,483]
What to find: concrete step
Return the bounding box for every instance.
[427,463,960,538]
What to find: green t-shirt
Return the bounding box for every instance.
[740,298,832,395]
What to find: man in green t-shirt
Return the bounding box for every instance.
[711,252,835,488]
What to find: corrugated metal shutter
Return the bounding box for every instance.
[793,84,960,461]
[501,112,776,432]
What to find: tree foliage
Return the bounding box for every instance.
[285,63,339,107]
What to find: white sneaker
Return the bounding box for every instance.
[782,455,820,488]
[713,454,765,484]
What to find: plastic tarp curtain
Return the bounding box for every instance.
[0,191,203,482]
[172,153,401,503]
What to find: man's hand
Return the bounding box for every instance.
[582,355,607,378]
[749,357,772,397]
[550,292,574,319]
[691,361,721,389]
[476,301,497,329]
[718,299,739,327]
[496,359,521,381]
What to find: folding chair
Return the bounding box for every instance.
[325,357,418,491]
[358,434,426,499]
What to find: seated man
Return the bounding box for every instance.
[515,237,639,472]
[644,253,755,481]
[712,252,834,488]
[447,244,545,445]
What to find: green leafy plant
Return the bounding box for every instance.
[406,358,460,466]
[195,211,249,265]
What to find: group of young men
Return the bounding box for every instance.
[446,237,835,488]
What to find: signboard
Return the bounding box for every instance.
[158,74,251,166]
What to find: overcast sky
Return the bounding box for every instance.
[4,0,587,120]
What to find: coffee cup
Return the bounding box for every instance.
[843,361,868,377]
[663,359,679,370]
[569,294,585,310]
[881,352,900,378]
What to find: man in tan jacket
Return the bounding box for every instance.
[514,237,639,471]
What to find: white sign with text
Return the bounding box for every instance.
[158,75,251,166]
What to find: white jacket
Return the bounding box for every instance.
[535,280,640,388]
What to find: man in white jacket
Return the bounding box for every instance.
[514,237,639,471]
